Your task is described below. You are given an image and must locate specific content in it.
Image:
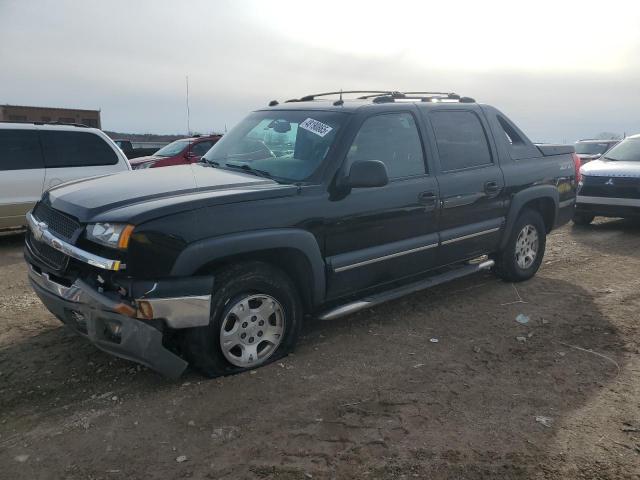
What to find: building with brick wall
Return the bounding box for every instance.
[0,104,101,128]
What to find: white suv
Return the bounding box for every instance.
[0,122,131,231]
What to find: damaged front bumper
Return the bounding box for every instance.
[28,265,213,378]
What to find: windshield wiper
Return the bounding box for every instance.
[200,158,219,167]
[223,162,274,180]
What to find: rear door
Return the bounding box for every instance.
[424,107,506,264]
[324,110,440,299]
[40,130,123,190]
[0,128,45,229]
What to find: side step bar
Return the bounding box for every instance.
[317,259,495,321]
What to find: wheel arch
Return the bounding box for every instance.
[171,229,325,310]
[500,186,558,249]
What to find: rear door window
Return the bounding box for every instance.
[430,111,492,171]
[40,131,118,168]
[0,129,44,170]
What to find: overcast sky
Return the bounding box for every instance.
[1,0,639,142]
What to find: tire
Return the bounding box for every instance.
[185,261,303,378]
[494,209,546,282]
[573,213,595,226]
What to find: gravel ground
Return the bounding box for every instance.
[1,219,639,479]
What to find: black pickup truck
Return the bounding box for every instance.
[24,91,578,378]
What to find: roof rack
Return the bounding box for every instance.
[0,120,91,128]
[34,121,91,128]
[275,90,475,106]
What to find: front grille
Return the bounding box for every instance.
[28,232,69,270]
[580,176,640,199]
[33,203,81,241]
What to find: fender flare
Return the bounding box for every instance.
[171,229,326,305]
[500,185,559,249]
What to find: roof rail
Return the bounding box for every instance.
[275,90,475,106]
[33,121,91,128]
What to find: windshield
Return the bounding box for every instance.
[603,138,640,162]
[202,110,347,182]
[154,139,188,157]
[575,142,612,155]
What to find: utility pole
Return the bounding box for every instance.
[185,75,191,136]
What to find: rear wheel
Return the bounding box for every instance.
[494,209,546,282]
[185,262,303,378]
[573,213,595,226]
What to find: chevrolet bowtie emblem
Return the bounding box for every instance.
[605,178,615,186]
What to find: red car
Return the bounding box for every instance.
[130,135,222,169]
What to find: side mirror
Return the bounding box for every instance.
[346,160,389,188]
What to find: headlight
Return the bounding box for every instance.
[86,223,135,249]
[134,160,157,170]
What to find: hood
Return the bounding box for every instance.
[44,164,297,224]
[580,159,640,178]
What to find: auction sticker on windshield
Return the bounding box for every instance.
[299,118,333,137]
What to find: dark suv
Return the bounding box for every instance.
[25,91,578,378]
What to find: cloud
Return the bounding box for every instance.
[1,0,640,141]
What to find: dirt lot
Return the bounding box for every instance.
[1,220,639,479]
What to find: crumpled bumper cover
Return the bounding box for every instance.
[29,268,190,378]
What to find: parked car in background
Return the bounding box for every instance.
[23,90,578,378]
[0,122,130,231]
[129,134,222,169]
[574,139,619,165]
[574,134,640,225]
[114,139,168,159]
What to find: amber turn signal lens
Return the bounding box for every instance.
[118,225,135,249]
[113,302,137,317]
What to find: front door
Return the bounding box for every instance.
[324,111,440,299]
[426,108,507,265]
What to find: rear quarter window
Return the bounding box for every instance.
[0,129,44,171]
[40,131,118,168]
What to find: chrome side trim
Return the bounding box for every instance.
[333,243,438,273]
[577,195,640,207]
[441,227,500,246]
[26,211,122,271]
[136,296,211,328]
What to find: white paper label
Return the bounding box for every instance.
[299,118,333,137]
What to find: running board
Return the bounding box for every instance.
[317,259,495,321]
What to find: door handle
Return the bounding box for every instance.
[418,191,437,210]
[484,181,500,195]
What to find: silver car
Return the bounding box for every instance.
[0,122,131,231]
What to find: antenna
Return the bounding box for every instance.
[185,75,191,136]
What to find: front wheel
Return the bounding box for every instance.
[494,209,546,282]
[185,262,303,378]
